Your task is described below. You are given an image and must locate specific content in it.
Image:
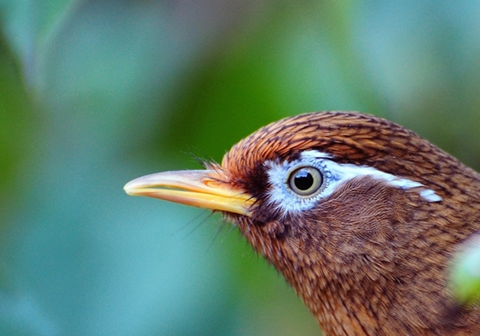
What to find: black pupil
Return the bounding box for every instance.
[294,171,314,191]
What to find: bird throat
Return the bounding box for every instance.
[228,174,480,335]
[228,177,413,334]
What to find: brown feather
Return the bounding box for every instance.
[220,111,480,335]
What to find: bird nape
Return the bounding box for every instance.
[124,111,480,336]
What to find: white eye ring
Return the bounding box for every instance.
[265,150,442,217]
[287,166,323,197]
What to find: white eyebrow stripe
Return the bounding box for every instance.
[301,150,443,202]
[264,150,442,217]
[419,189,443,202]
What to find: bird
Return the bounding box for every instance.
[124,111,480,335]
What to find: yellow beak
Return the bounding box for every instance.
[124,170,254,216]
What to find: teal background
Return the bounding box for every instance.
[1,1,480,335]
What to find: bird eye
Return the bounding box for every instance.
[288,166,323,197]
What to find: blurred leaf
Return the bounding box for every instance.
[0,31,35,228]
[1,0,82,89]
[450,233,480,305]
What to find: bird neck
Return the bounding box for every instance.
[231,171,480,336]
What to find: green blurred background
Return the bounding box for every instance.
[1,1,479,335]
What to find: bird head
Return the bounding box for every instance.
[124,111,480,335]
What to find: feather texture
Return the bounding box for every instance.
[220,111,480,335]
